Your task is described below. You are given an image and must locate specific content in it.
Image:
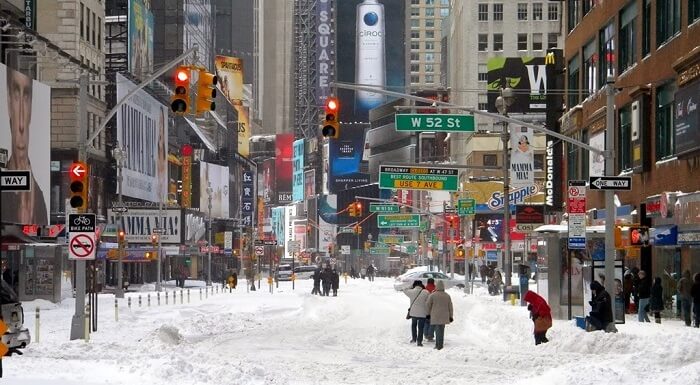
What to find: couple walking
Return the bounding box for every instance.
[403,278,453,350]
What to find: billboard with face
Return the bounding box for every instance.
[128,0,154,78]
[487,57,549,114]
[0,64,51,225]
[199,161,230,219]
[116,73,169,203]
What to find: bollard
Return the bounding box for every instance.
[165,291,169,305]
[35,307,40,344]
[187,289,190,303]
[268,276,274,293]
[148,293,151,307]
[128,297,132,309]
[199,288,202,300]
[216,285,218,294]
[84,304,90,342]
[510,293,517,306]
[157,292,161,306]
[205,287,208,299]
[139,295,142,307]
[180,290,183,304]
[344,272,348,284]
[114,298,119,322]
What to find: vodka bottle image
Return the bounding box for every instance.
[355,0,386,111]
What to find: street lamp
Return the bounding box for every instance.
[112,144,126,299]
[206,182,213,286]
[495,87,514,289]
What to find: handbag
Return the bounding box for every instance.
[406,290,422,320]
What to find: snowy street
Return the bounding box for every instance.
[5,277,700,385]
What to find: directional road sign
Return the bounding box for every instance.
[255,239,278,246]
[111,206,128,213]
[379,165,459,191]
[378,234,405,244]
[457,198,476,216]
[370,246,391,255]
[377,214,421,228]
[0,170,31,191]
[395,114,475,132]
[254,246,264,256]
[588,176,632,191]
[338,227,355,234]
[369,203,400,213]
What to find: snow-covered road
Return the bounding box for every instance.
[5,277,700,385]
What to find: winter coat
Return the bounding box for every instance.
[425,282,436,293]
[637,277,651,299]
[320,268,334,285]
[403,287,429,318]
[312,269,322,285]
[691,273,700,305]
[331,270,340,290]
[426,281,453,325]
[524,290,552,333]
[650,278,664,311]
[366,265,376,275]
[589,281,613,324]
[677,271,692,299]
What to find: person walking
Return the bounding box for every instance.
[366,264,376,282]
[423,278,436,342]
[691,273,700,328]
[650,276,664,324]
[623,273,634,314]
[586,281,614,332]
[426,280,454,350]
[312,267,322,295]
[320,265,333,296]
[677,270,693,326]
[403,280,429,346]
[524,290,552,344]
[331,268,340,297]
[637,270,651,322]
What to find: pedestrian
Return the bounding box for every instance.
[366,264,376,282]
[403,280,429,346]
[423,278,436,342]
[623,273,634,314]
[350,267,357,279]
[676,270,692,326]
[321,265,333,296]
[312,267,322,295]
[479,264,487,284]
[426,280,454,350]
[331,268,340,296]
[650,276,664,324]
[691,273,700,328]
[524,290,552,344]
[637,270,651,322]
[586,281,614,332]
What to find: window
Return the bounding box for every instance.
[517,34,528,50]
[425,64,434,73]
[583,0,594,15]
[548,3,559,20]
[479,3,488,21]
[568,55,580,107]
[411,19,420,28]
[425,19,435,28]
[411,31,420,39]
[583,40,597,96]
[493,34,503,51]
[98,17,102,50]
[91,63,95,95]
[493,3,503,20]
[598,23,615,88]
[425,42,435,50]
[618,105,632,171]
[483,154,498,166]
[691,0,700,24]
[410,52,419,61]
[425,53,435,62]
[411,7,420,17]
[619,2,637,73]
[92,11,96,45]
[581,130,589,180]
[657,0,681,46]
[478,93,488,111]
[518,3,528,20]
[411,41,420,50]
[80,3,84,39]
[478,34,488,51]
[411,0,419,4]
[532,34,543,50]
[425,30,434,39]
[533,3,543,20]
[97,66,101,99]
[411,63,420,72]
[425,0,434,4]
[440,7,449,17]
[86,7,90,44]
[478,64,488,82]
[567,0,580,32]
[548,33,558,49]
[642,0,651,56]
[425,74,435,84]
[411,74,420,83]
[425,7,435,17]
[655,83,676,160]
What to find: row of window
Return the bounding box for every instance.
[411,41,437,50]
[410,74,436,84]
[80,2,102,50]
[477,33,558,52]
[411,0,450,5]
[410,63,436,73]
[478,3,559,22]
[410,7,450,18]
[410,52,437,62]
[410,30,436,40]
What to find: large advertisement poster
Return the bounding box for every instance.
[487,57,548,114]
[0,64,51,225]
[304,169,316,198]
[262,158,276,204]
[317,194,338,255]
[292,139,305,202]
[675,79,700,158]
[276,133,294,204]
[589,131,605,177]
[234,105,250,157]
[107,208,181,244]
[128,0,154,78]
[116,73,169,203]
[199,161,230,219]
[214,55,244,105]
[509,126,534,190]
[316,0,333,105]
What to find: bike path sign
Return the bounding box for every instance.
[68,214,96,260]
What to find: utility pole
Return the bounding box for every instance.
[207,182,213,286]
[496,88,515,288]
[113,145,126,299]
[156,198,163,292]
[605,77,617,320]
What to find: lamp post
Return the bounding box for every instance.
[495,87,514,289]
[113,144,126,299]
[206,182,213,286]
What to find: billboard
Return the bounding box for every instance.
[292,139,305,202]
[487,57,548,114]
[116,73,169,203]
[214,55,244,105]
[317,194,339,254]
[510,125,534,190]
[241,171,255,227]
[675,79,700,158]
[589,131,605,177]
[0,64,51,225]
[276,133,294,203]
[234,105,250,157]
[199,161,230,219]
[261,158,276,204]
[107,208,181,244]
[316,0,333,104]
[128,0,154,78]
[473,214,505,243]
[304,169,316,198]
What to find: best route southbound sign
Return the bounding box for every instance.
[379,165,459,191]
[395,114,475,132]
[0,170,31,191]
[68,213,96,260]
[588,176,632,190]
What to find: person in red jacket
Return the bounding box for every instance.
[423,278,436,341]
[524,290,552,345]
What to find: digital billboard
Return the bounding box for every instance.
[0,63,51,225]
[199,161,230,219]
[292,139,305,202]
[276,133,294,204]
[128,0,154,78]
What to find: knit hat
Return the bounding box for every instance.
[436,280,445,291]
[412,280,424,289]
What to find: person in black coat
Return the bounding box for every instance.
[320,266,334,296]
[636,270,652,322]
[691,273,700,328]
[331,268,340,296]
[312,267,322,295]
[587,281,613,332]
[650,276,664,324]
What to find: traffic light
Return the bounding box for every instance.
[151,234,159,246]
[118,229,126,245]
[354,225,362,235]
[348,202,357,217]
[355,201,363,217]
[171,66,191,115]
[69,162,89,210]
[456,246,465,259]
[196,70,218,115]
[322,97,340,138]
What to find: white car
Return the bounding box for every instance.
[275,264,293,281]
[293,265,318,280]
[393,271,465,291]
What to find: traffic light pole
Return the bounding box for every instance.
[114,147,125,299]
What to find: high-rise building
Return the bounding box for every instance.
[407,0,450,89]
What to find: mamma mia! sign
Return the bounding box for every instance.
[107,208,181,244]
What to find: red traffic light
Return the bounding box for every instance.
[326,98,338,112]
[176,69,189,82]
[69,162,88,181]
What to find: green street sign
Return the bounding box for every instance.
[405,245,417,254]
[377,214,421,228]
[378,234,405,244]
[395,114,475,132]
[338,227,355,234]
[369,203,400,213]
[457,198,476,216]
[379,165,459,191]
[370,247,391,255]
[420,219,429,232]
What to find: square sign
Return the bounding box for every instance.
[68,214,96,260]
[457,198,476,216]
[567,181,587,249]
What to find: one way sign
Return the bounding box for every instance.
[589,176,632,191]
[0,170,32,191]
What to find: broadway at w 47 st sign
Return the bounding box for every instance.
[379,165,459,191]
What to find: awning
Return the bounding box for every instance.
[184,117,217,152]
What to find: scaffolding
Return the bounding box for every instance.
[292,0,320,141]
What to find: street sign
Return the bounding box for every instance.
[515,224,537,232]
[567,181,587,249]
[111,206,128,213]
[379,165,459,191]
[405,245,418,254]
[68,214,96,260]
[395,114,475,132]
[340,245,351,255]
[370,246,391,255]
[378,234,405,244]
[457,198,476,216]
[255,239,278,246]
[254,246,264,256]
[377,214,421,228]
[152,228,166,235]
[589,176,632,190]
[369,203,400,213]
[338,227,355,234]
[288,240,301,252]
[0,170,31,191]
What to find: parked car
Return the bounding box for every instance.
[293,265,317,280]
[275,264,293,281]
[1,279,30,355]
[393,271,465,291]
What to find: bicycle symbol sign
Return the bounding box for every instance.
[68,213,96,233]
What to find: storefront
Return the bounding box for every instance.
[674,192,700,275]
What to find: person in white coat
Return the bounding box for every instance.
[403,280,430,346]
[426,280,454,350]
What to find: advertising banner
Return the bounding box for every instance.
[116,73,168,203]
[107,208,182,244]
[510,126,534,190]
[292,139,305,202]
[461,181,544,212]
[473,214,505,243]
[317,194,338,255]
[241,171,255,227]
[0,63,51,225]
[304,169,316,198]
[234,105,250,157]
[214,55,244,105]
[271,207,285,243]
[675,79,700,158]
[589,131,605,177]
[128,0,154,78]
[199,161,230,218]
[262,158,276,204]
[276,133,294,204]
[567,181,587,249]
[316,0,333,105]
[284,205,297,257]
[487,56,548,113]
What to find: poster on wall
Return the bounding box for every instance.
[0,63,51,225]
[128,0,154,78]
[116,73,169,203]
[304,169,316,198]
[199,161,230,218]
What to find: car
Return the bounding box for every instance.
[293,265,318,280]
[1,279,30,354]
[393,271,466,291]
[275,264,293,281]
